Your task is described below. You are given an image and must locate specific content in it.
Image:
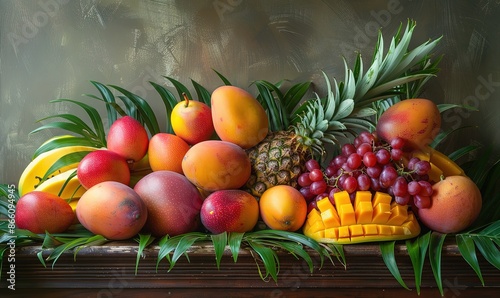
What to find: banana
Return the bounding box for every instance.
[18,145,98,196]
[69,198,79,212]
[35,169,86,200]
[429,147,465,177]
[406,146,465,183]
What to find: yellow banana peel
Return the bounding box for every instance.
[35,169,86,200]
[69,198,79,212]
[406,146,465,183]
[428,147,465,177]
[18,145,98,196]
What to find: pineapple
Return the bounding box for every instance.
[245,20,442,197]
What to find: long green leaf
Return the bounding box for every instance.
[211,232,228,269]
[134,234,154,275]
[40,151,94,183]
[30,121,90,139]
[456,234,484,285]
[191,79,212,106]
[164,76,192,100]
[429,232,447,296]
[325,243,346,268]
[50,98,107,145]
[90,81,118,129]
[32,136,98,159]
[282,81,311,114]
[212,69,232,86]
[35,114,94,137]
[380,241,409,290]
[228,232,244,262]
[254,81,285,131]
[44,234,108,269]
[156,235,176,269]
[246,240,279,282]
[169,233,210,271]
[150,81,179,134]
[108,85,160,135]
[472,236,500,270]
[406,231,431,294]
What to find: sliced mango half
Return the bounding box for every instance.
[303,190,420,244]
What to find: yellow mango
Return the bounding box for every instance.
[211,86,269,149]
[355,201,373,224]
[303,190,420,244]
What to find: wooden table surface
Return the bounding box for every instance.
[1,240,499,297]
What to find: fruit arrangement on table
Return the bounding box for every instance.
[1,20,499,294]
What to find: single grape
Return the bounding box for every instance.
[356,143,372,156]
[315,192,329,202]
[307,200,318,213]
[333,155,347,167]
[375,148,391,165]
[347,153,362,169]
[366,165,382,178]
[370,178,381,191]
[390,148,403,161]
[310,180,327,195]
[342,176,358,193]
[298,172,312,187]
[379,166,398,188]
[328,187,341,205]
[390,137,405,150]
[341,143,357,157]
[349,192,357,203]
[341,163,354,173]
[414,160,431,175]
[353,136,363,148]
[395,194,411,205]
[418,180,433,196]
[362,151,377,167]
[357,174,371,191]
[414,194,431,209]
[407,157,420,171]
[393,176,409,197]
[305,159,321,171]
[358,131,376,144]
[407,180,422,196]
[299,186,315,201]
[309,168,324,182]
[324,165,337,178]
[337,174,349,189]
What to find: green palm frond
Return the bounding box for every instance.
[154,230,333,283]
[30,98,107,149]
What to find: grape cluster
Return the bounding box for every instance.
[298,131,434,211]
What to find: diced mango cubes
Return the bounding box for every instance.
[303,191,420,244]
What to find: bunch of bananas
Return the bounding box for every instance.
[17,136,99,211]
[17,135,152,212]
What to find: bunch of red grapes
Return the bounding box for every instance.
[299,131,434,211]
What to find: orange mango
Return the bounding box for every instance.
[181,140,251,192]
[211,86,269,149]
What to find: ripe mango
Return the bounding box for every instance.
[376,98,441,150]
[211,86,269,149]
[15,191,75,234]
[182,140,251,192]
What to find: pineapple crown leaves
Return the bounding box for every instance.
[287,20,441,157]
